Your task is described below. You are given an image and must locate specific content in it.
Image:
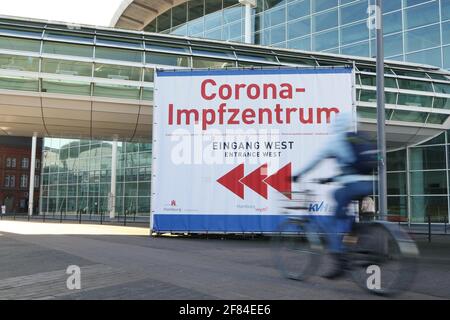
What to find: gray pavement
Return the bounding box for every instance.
[0,228,449,300]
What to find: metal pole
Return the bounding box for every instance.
[110,139,118,219]
[28,135,37,217]
[376,0,388,216]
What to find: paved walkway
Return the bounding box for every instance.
[0,221,150,236]
[0,222,448,300]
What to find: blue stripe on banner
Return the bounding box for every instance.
[152,214,353,233]
[156,67,352,78]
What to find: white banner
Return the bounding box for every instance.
[152,67,355,233]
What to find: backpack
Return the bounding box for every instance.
[345,131,378,175]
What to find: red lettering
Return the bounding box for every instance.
[247,84,260,100]
[242,108,256,124]
[202,109,216,130]
[219,84,233,100]
[299,108,314,124]
[317,107,340,124]
[201,79,216,100]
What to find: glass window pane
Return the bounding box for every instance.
[341,42,369,57]
[0,76,38,91]
[340,22,368,46]
[192,57,235,68]
[405,1,439,29]
[391,110,428,123]
[422,132,446,145]
[0,36,41,52]
[442,21,450,46]
[384,33,403,57]
[406,48,442,67]
[42,80,91,96]
[95,47,142,63]
[397,79,433,92]
[288,0,310,20]
[398,94,433,108]
[172,3,188,27]
[387,149,406,171]
[313,10,338,32]
[148,51,189,66]
[142,88,153,101]
[43,41,93,58]
[264,6,285,28]
[42,59,92,76]
[427,113,448,125]
[223,7,242,25]
[189,0,204,21]
[443,0,450,20]
[387,196,408,219]
[411,196,448,223]
[313,0,337,13]
[287,36,311,51]
[44,30,94,44]
[96,37,143,49]
[444,45,450,70]
[387,172,407,195]
[144,68,154,82]
[145,42,190,54]
[288,18,310,40]
[157,10,171,32]
[94,84,140,99]
[269,24,286,44]
[433,83,450,94]
[205,11,223,30]
[94,64,141,81]
[340,0,368,25]
[0,54,39,72]
[313,29,338,51]
[410,146,446,170]
[405,24,440,53]
[410,171,447,195]
[434,97,450,109]
[383,11,402,35]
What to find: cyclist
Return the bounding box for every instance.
[292,113,375,279]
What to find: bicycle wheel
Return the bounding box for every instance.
[348,222,418,296]
[272,218,323,281]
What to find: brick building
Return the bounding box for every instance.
[0,137,42,215]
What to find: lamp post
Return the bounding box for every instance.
[375,0,388,216]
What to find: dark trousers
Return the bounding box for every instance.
[325,180,374,253]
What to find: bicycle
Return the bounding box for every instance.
[272,178,419,296]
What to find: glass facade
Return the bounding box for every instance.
[40,138,151,221]
[147,0,450,71]
[1,16,449,224]
[379,132,450,223]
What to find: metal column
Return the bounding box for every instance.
[376,0,388,215]
[239,0,256,44]
[28,135,37,216]
[109,139,118,219]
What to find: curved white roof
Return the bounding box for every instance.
[110,0,189,30]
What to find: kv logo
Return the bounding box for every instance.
[66,265,81,290]
[217,163,292,199]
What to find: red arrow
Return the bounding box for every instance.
[217,164,245,199]
[240,164,268,199]
[264,163,292,199]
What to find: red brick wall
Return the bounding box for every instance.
[0,144,42,214]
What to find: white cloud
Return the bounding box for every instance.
[0,0,125,27]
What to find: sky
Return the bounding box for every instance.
[0,0,125,27]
